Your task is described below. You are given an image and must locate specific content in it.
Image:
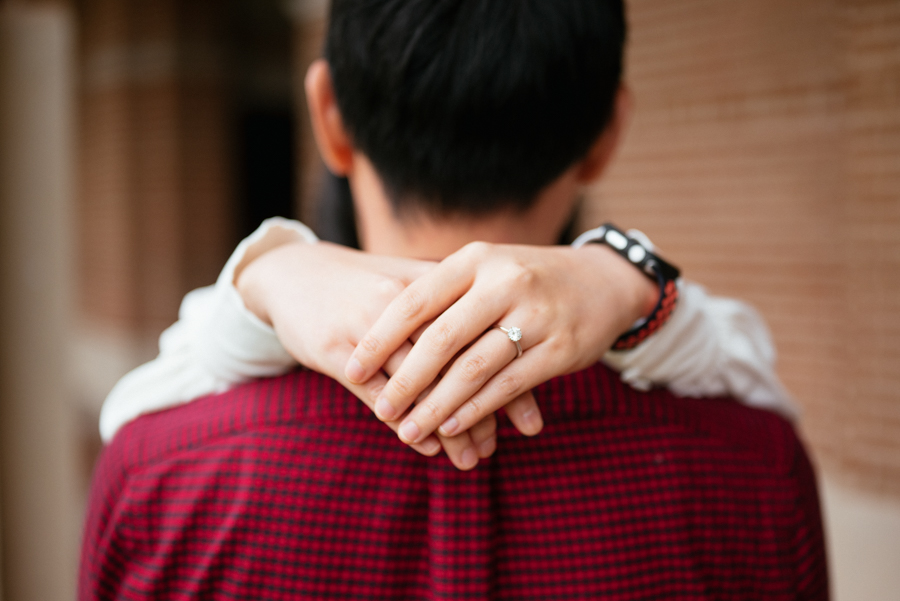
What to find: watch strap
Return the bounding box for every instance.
[572,223,681,351]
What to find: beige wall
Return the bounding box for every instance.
[0,4,81,600]
[821,474,900,600]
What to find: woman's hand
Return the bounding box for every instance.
[345,241,659,446]
[236,241,498,470]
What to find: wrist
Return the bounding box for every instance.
[232,222,315,284]
[236,242,309,327]
[235,254,273,326]
[576,243,658,332]
[571,223,682,349]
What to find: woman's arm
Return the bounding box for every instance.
[348,237,797,446]
[100,217,795,452]
[100,218,496,469]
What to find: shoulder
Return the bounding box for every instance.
[538,362,825,534]
[84,368,356,557]
[539,363,807,480]
[100,368,351,477]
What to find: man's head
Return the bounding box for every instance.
[305,0,631,254]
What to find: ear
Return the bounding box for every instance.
[575,85,633,184]
[305,59,354,175]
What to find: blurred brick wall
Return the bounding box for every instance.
[78,0,234,337]
[584,0,900,497]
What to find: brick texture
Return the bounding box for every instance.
[584,0,900,497]
[77,0,234,336]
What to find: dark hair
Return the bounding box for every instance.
[325,0,626,216]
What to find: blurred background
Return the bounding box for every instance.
[0,0,897,599]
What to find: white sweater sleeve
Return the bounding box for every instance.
[599,228,798,420]
[98,218,318,442]
[602,279,798,419]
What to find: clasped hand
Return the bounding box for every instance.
[238,240,655,471]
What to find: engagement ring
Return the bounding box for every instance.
[498,326,523,358]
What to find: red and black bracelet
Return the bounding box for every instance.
[572,223,681,351]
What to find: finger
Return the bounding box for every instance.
[503,390,543,437]
[391,412,442,457]
[372,290,511,425]
[382,256,436,283]
[468,414,498,458]
[439,345,551,437]
[382,340,413,377]
[397,328,516,443]
[408,435,442,456]
[345,255,480,384]
[394,378,442,445]
[339,364,441,456]
[436,430,480,471]
[356,252,436,283]
[408,318,433,345]
[402,358,479,470]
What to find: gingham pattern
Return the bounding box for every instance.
[80,364,828,600]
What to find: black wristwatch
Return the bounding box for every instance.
[572,223,681,351]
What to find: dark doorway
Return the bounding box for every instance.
[228,0,297,239]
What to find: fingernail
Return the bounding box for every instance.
[399,420,421,443]
[375,396,395,421]
[521,407,543,435]
[522,407,537,425]
[461,447,478,469]
[346,357,366,383]
[477,436,497,458]
[421,438,441,455]
[439,416,459,436]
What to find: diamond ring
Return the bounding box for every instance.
[498,326,523,358]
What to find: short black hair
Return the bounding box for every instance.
[326,0,626,216]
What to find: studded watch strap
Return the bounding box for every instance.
[572,223,681,351]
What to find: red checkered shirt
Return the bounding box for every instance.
[80,363,828,600]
